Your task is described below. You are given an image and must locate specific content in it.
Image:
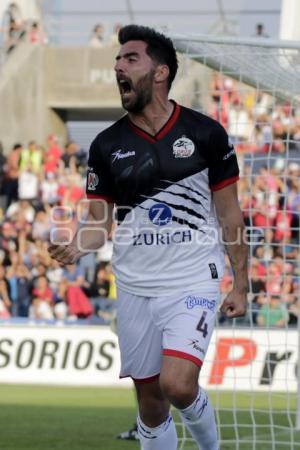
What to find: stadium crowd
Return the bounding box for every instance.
[209,74,300,326]
[0,67,299,327]
[0,135,116,323]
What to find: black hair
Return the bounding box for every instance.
[118,24,178,90]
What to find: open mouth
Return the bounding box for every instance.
[118,79,132,95]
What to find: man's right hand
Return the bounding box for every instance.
[48,243,81,266]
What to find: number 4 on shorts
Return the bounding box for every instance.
[196,311,208,338]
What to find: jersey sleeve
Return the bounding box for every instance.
[86,138,115,203]
[207,124,239,191]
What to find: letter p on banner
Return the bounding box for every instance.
[209,338,257,385]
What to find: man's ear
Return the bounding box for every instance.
[154,64,170,84]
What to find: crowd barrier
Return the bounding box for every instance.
[0,323,297,391]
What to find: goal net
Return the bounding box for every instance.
[172,35,300,450]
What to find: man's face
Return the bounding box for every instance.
[114,40,156,112]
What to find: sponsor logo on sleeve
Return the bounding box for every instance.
[223,137,235,160]
[87,172,99,191]
[173,136,195,158]
[223,148,235,160]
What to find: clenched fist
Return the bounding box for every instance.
[220,288,248,319]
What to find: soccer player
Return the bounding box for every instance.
[49,25,248,450]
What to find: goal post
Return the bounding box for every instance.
[171,35,300,449]
[173,35,300,102]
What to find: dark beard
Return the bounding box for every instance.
[122,72,153,113]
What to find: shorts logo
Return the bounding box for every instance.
[185,296,217,312]
[188,339,205,355]
[149,203,172,226]
[87,172,99,191]
[173,136,195,158]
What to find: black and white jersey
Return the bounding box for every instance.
[86,101,239,296]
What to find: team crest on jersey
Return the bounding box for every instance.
[87,172,99,191]
[173,136,195,158]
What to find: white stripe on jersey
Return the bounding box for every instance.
[112,170,224,296]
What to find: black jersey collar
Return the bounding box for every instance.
[127,101,181,143]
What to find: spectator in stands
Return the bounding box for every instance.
[84,265,113,320]
[0,279,11,318]
[53,279,69,320]
[0,142,6,196]
[253,23,269,38]
[249,263,265,298]
[6,199,35,223]
[18,162,39,202]
[288,297,300,326]
[89,24,105,48]
[32,210,50,241]
[58,174,84,209]
[47,260,64,292]
[281,273,296,306]
[2,143,22,206]
[19,141,43,174]
[110,23,122,46]
[251,292,267,324]
[0,222,18,262]
[40,172,59,205]
[44,134,63,175]
[30,275,54,320]
[60,141,79,172]
[256,295,289,327]
[32,263,48,284]
[65,280,93,319]
[7,264,31,317]
[63,264,84,287]
[29,21,47,45]
[105,263,117,300]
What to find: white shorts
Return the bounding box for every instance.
[117,281,220,383]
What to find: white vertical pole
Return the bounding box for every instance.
[280,0,300,40]
[280,1,300,426]
[297,305,300,430]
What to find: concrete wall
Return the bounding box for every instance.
[0,42,46,151]
[0,43,206,152]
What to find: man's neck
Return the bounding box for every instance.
[128,97,174,136]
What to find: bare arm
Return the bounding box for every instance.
[213,183,248,318]
[48,200,113,265]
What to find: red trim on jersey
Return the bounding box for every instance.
[128,121,156,143]
[127,101,181,143]
[156,102,181,140]
[86,193,114,203]
[210,175,239,192]
[119,373,160,384]
[163,349,203,368]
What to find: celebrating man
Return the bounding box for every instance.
[49,25,248,450]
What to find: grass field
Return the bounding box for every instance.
[0,385,299,450]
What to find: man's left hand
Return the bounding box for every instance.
[220,289,248,319]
